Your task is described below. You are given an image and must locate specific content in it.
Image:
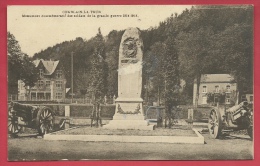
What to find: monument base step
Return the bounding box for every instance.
[103,120,155,130]
[113,114,146,120]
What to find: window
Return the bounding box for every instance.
[46,81,51,89]
[215,85,219,93]
[56,80,63,89]
[226,94,230,104]
[226,85,231,92]
[39,69,43,77]
[202,86,207,93]
[241,95,247,102]
[38,80,44,89]
[56,70,62,78]
[56,92,63,99]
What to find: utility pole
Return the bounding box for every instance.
[71,51,74,103]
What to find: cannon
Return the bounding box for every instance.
[208,101,253,139]
[8,102,55,137]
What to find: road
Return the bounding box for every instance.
[8,131,253,161]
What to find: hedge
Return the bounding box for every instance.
[70,105,116,118]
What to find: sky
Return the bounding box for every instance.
[8,5,192,57]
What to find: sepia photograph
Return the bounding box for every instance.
[7,5,254,161]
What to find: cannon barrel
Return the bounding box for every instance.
[226,101,248,114]
[10,102,38,113]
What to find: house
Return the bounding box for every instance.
[18,59,66,101]
[193,74,237,106]
[242,94,253,104]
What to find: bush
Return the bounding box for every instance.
[49,105,65,116]
[70,105,116,118]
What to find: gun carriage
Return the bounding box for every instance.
[208,101,253,139]
[8,102,55,137]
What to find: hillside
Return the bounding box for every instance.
[32,5,253,101]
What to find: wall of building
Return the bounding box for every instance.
[17,80,27,100]
[18,60,67,101]
[51,67,66,101]
[198,82,237,105]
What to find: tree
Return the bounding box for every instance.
[104,30,123,97]
[212,23,253,96]
[20,54,39,88]
[176,27,215,107]
[162,37,180,128]
[105,48,118,96]
[166,5,253,105]
[8,32,23,94]
[143,42,166,105]
[88,28,107,102]
[8,32,39,95]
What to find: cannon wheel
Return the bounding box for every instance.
[208,108,223,139]
[8,111,21,138]
[36,107,54,136]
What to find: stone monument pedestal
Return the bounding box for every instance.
[103,98,154,130]
[103,27,154,131]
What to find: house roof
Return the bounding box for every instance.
[200,74,235,83]
[34,59,60,75]
[33,59,41,66]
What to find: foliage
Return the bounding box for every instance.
[206,92,226,105]
[105,49,118,96]
[174,6,253,104]
[88,28,107,101]
[28,5,253,106]
[32,30,123,97]
[20,54,39,87]
[104,30,124,96]
[70,105,115,118]
[206,93,215,105]
[8,32,39,94]
[143,42,166,104]
[162,37,180,128]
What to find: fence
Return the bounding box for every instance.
[63,95,116,105]
[9,95,116,105]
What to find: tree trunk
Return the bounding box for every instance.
[195,75,201,108]
[157,87,160,106]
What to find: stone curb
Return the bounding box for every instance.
[44,128,204,144]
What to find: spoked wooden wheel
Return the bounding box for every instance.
[208,109,223,139]
[8,114,21,137]
[36,107,54,136]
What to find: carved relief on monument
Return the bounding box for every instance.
[117,103,141,114]
[122,37,137,58]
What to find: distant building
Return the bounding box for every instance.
[18,59,66,101]
[242,93,253,104]
[193,74,237,106]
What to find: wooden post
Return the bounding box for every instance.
[64,105,70,129]
[104,95,107,105]
[188,108,194,128]
[113,95,116,104]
